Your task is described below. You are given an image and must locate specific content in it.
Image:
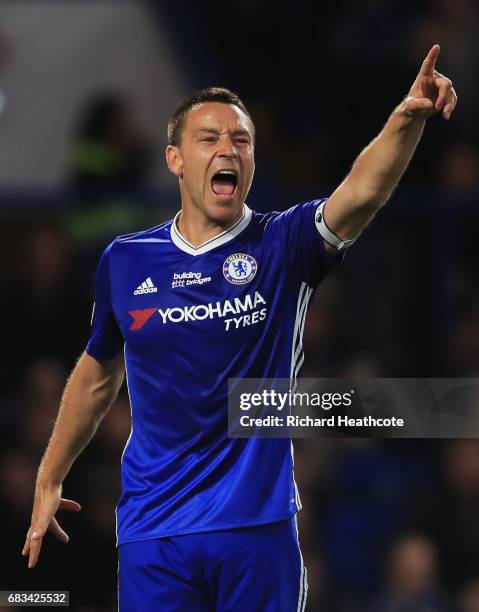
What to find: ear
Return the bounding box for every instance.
[166,145,183,179]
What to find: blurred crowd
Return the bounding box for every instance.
[1,0,479,610]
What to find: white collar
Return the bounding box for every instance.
[170,205,253,256]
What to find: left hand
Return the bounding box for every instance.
[401,44,457,120]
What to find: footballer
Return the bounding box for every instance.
[23,45,456,611]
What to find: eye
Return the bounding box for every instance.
[201,136,216,143]
[235,138,250,145]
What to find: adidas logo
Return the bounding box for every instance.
[134,277,158,295]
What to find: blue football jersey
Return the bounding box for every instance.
[86,199,340,545]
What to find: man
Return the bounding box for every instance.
[23,45,456,611]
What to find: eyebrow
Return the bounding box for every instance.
[195,128,251,137]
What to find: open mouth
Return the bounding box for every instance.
[211,170,238,197]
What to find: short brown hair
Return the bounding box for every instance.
[167,87,254,146]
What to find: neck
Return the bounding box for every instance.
[176,204,244,247]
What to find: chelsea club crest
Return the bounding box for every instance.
[223,253,258,285]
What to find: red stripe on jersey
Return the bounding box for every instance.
[128,308,157,330]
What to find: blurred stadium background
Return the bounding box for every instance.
[0,1,478,610]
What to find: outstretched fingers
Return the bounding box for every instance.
[48,499,82,543]
[27,526,47,569]
[26,498,57,568]
[48,517,69,543]
[59,498,82,512]
[22,497,81,568]
[21,527,33,557]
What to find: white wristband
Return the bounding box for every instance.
[315,200,356,251]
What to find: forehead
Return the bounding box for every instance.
[184,102,252,135]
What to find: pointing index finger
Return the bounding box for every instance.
[420,44,440,76]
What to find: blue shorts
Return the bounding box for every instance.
[118,517,307,611]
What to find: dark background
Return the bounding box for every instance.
[1,1,478,610]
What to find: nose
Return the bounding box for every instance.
[217,134,238,158]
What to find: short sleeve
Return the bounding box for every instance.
[272,198,343,288]
[85,242,124,361]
